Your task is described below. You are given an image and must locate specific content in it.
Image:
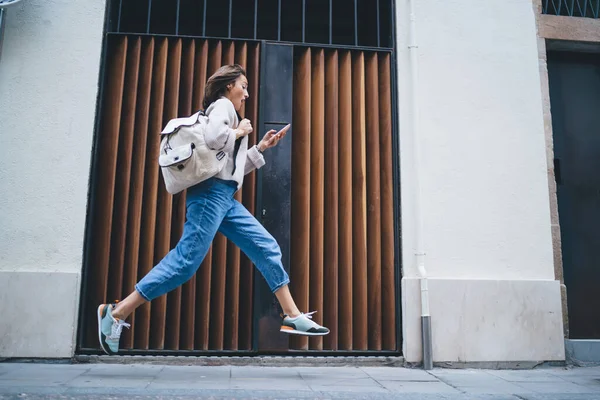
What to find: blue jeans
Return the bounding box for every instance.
[135,178,290,301]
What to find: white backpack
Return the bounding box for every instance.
[158,111,228,194]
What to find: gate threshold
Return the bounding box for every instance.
[75,355,405,368]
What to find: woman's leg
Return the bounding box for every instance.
[218,200,329,336]
[98,179,235,354]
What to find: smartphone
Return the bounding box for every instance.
[276,124,291,138]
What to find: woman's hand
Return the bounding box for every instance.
[235,118,253,139]
[258,124,290,152]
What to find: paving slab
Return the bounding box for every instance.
[361,366,438,381]
[487,369,561,382]
[379,380,461,393]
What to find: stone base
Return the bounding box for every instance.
[565,340,600,364]
[0,270,80,358]
[402,278,565,363]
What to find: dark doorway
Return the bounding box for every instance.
[548,51,600,339]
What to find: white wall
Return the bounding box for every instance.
[396,0,565,362]
[0,0,105,357]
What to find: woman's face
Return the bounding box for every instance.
[226,75,249,111]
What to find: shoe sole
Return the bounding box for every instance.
[280,327,329,336]
[97,304,112,356]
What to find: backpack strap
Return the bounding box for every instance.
[160,111,204,135]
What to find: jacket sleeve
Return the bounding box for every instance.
[204,98,237,153]
[244,145,266,175]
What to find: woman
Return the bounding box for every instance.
[97,64,329,355]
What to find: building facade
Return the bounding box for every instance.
[0,0,597,363]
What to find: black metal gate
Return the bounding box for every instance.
[78,0,401,355]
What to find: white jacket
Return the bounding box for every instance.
[204,97,265,189]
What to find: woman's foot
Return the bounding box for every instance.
[280,311,330,336]
[97,303,130,355]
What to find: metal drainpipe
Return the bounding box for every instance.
[408,0,433,371]
[0,8,5,61]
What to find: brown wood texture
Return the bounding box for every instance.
[337,50,354,350]
[309,49,325,351]
[134,37,169,349]
[107,37,142,308]
[239,42,260,351]
[351,51,368,351]
[84,36,128,348]
[121,38,155,349]
[365,53,382,351]
[290,48,312,351]
[86,38,397,353]
[378,54,396,350]
[150,38,181,350]
[193,40,213,351]
[223,42,248,350]
[177,39,196,351]
[323,50,339,351]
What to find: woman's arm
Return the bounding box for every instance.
[244,145,266,175]
[204,98,238,153]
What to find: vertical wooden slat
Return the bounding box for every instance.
[210,231,228,350]
[224,42,249,351]
[379,53,396,350]
[338,50,353,350]
[351,51,368,351]
[195,251,213,350]
[309,49,325,351]
[195,40,223,350]
[107,38,142,305]
[150,38,181,350]
[134,38,169,349]
[178,39,197,351]
[222,36,238,346]
[323,50,339,350]
[121,38,155,349]
[239,42,260,351]
[192,40,209,112]
[290,48,312,351]
[85,36,128,348]
[209,40,229,351]
[222,41,235,65]
[365,53,382,350]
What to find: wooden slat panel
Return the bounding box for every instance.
[365,53,382,350]
[121,38,155,349]
[323,50,339,350]
[84,36,128,348]
[222,41,235,65]
[338,50,354,350]
[194,40,223,350]
[209,231,228,350]
[379,53,396,350]
[150,38,181,350]
[351,51,368,351]
[309,49,325,351]
[290,48,312,351]
[209,40,230,351]
[239,42,260,351]
[134,38,169,349]
[192,40,209,112]
[107,38,142,306]
[177,39,197,351]
[224,42,249,351]
[195,249,213,350]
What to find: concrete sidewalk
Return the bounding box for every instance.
[1,362,600,399]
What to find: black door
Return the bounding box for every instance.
[548,51,600,339]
